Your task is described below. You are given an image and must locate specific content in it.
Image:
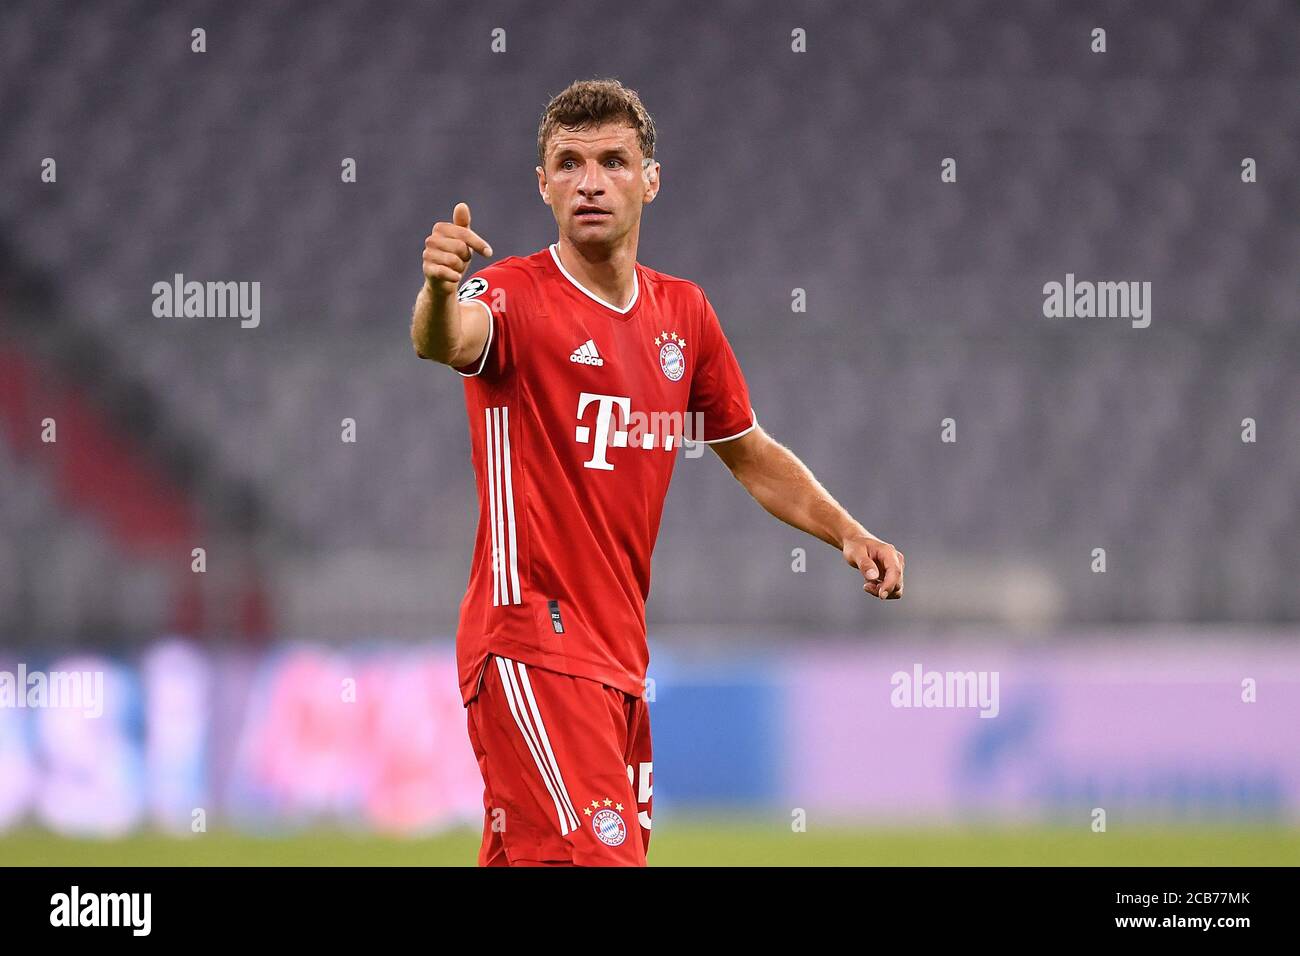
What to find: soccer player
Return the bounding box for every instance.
[410,78,904,866]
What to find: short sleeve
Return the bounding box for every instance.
[452,267,515,381]
[687,289,757,442]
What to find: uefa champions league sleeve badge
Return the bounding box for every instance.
[457,276,489,301]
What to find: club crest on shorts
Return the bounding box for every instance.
[654,330,687,382]
[586,797,627,846]
[457,276,489,301]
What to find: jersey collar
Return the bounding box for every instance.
[548,243,640,315]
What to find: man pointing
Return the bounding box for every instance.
[411,77,904,866]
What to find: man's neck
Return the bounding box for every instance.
[554,235,638,310]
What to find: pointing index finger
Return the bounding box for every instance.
[451,202,492,257]
[465,228,493,259]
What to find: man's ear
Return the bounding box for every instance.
[642,160,661,204]
[536,165,549,203]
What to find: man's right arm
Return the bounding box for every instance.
[411,202,494,366]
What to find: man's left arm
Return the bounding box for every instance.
[708,426,904,600]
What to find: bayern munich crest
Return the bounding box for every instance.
[654,330,686,382]
[586,798,628,846]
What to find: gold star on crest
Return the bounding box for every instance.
[583,806,593,816]
[603,798,613,807]
[615,803,624,812]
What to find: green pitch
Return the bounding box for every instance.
[2,821,1297,866]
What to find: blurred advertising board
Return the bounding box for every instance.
[1,634,1297,835]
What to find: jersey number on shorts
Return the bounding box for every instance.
[626,761,653,830]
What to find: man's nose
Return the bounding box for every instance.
[578,165,605,195]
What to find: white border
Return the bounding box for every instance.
[700,408,759,444]
[549,243,639,314]
[455,298,495,377]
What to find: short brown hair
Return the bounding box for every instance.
[536,77,657,169]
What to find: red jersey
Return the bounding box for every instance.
[451,244,756,705]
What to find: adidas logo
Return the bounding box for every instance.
[569,339,604,367]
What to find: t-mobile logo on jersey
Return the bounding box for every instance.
[574,392,704,469]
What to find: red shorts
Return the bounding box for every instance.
[466,653,653,866]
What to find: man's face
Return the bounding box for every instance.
[537,121,660,248]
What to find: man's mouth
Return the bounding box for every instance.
[575,206,611,220]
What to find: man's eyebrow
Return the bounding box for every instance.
[553,145,633,160]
